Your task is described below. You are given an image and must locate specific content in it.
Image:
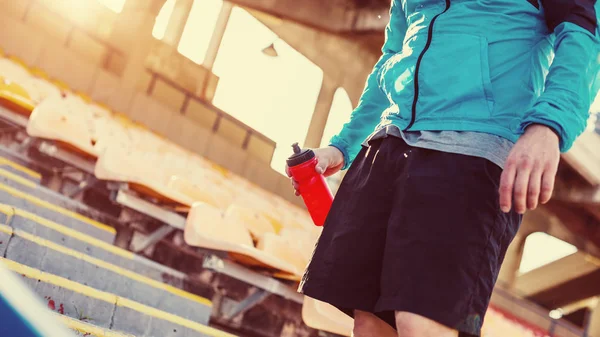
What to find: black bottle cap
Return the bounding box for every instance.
[286,142,315,167]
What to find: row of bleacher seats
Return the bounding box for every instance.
[0,49,320,277]
[0,27,353,337]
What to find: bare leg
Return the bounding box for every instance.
[395,311,458,337]
[352,310,397,337]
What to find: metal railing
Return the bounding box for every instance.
[493,283,587,337]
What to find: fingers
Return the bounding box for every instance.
[499,159,517,213]
[285,165,291,177]
[513,162,532,214]
[290,178,300,196]
[540,169,556,204]
[501,155,555,214]
[315,157,329,175]
[526,165,543,210]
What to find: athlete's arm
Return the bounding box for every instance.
[501,0,600,214]
[518,0,600,152]
[328,0,408,170]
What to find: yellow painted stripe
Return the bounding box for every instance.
[57,314,135,337]
[2,259,237,337]
[0,157,41,180]
[0,167,37,189]
[0,223,13,235]
[0,183,116,234]
[14,228,212,307]
[0,204,132,259]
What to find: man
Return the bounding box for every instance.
[287,0,600,336]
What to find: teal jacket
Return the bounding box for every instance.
[330,0,600,169]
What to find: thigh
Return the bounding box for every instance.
[396,311,458,337]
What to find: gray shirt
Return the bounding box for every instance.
[362,125,514,169]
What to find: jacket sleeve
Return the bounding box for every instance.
[329,1,408,169]
[519,0,600,152]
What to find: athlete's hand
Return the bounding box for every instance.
[286,146,345,196]
[499,124,560,214]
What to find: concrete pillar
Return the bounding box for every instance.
[589,301,600,337]
[303,74,338,148]
[498,232,528,289]
[110,0,166,88]
[163,0,194,47]
[203,1,233,70]
[199,1,233,100]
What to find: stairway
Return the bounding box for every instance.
[0,154,236,337]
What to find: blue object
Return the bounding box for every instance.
[330,0,600,169]
[0,263,75,337]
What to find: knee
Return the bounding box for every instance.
[352,313,381,337]
[395,312,458,337]
[395,313,420,336]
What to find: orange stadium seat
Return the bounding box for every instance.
[223,204,276,240]
[0,57,31,83]
[0,76,36,116]
[26,94,97,157]
[184,202,304,277]
[302,297,353,337]
[18,76,62,104]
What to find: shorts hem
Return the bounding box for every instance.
[375,296,481,337]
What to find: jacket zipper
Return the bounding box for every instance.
[403,0,452,131]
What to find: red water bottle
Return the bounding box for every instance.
[287,143,334,226]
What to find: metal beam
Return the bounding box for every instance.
[203,255,304,304]
[223,289,270,319]
[130,225,176,253]
[553,186,600,205]
[527,269,600,309]
[227,0,389,33]
[515,252,599,298]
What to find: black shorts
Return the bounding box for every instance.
[299,137,522,336]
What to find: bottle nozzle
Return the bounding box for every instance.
[292,142,301,154]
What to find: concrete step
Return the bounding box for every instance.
[0,178,116,243]
[58,314,135,337]
[1,259,237,337]
[0,204,214,314]
[0,155,41,184]
[0,222,213,325]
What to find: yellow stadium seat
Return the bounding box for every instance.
[168,175,234,209]
[302,297,353,336]
[224,204,276,240]
[26,95,96,156]
[18,77,62,104]
[0,58,31,84]
[77,92,93,103]
[8,55,30,70]
[0,77,36,115]
[29,67,49,79]
[51,79,71,92]
[184,202,302,276]
[257,232,308,273]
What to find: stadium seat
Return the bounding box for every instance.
[26,95,97,157]
[302,297,353,337]
[0,58,31,84]
[0,76,36,115]
[168,175,234,209]
[184,202,302,276]
[18,77,62,104]
[223,204,276,240]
